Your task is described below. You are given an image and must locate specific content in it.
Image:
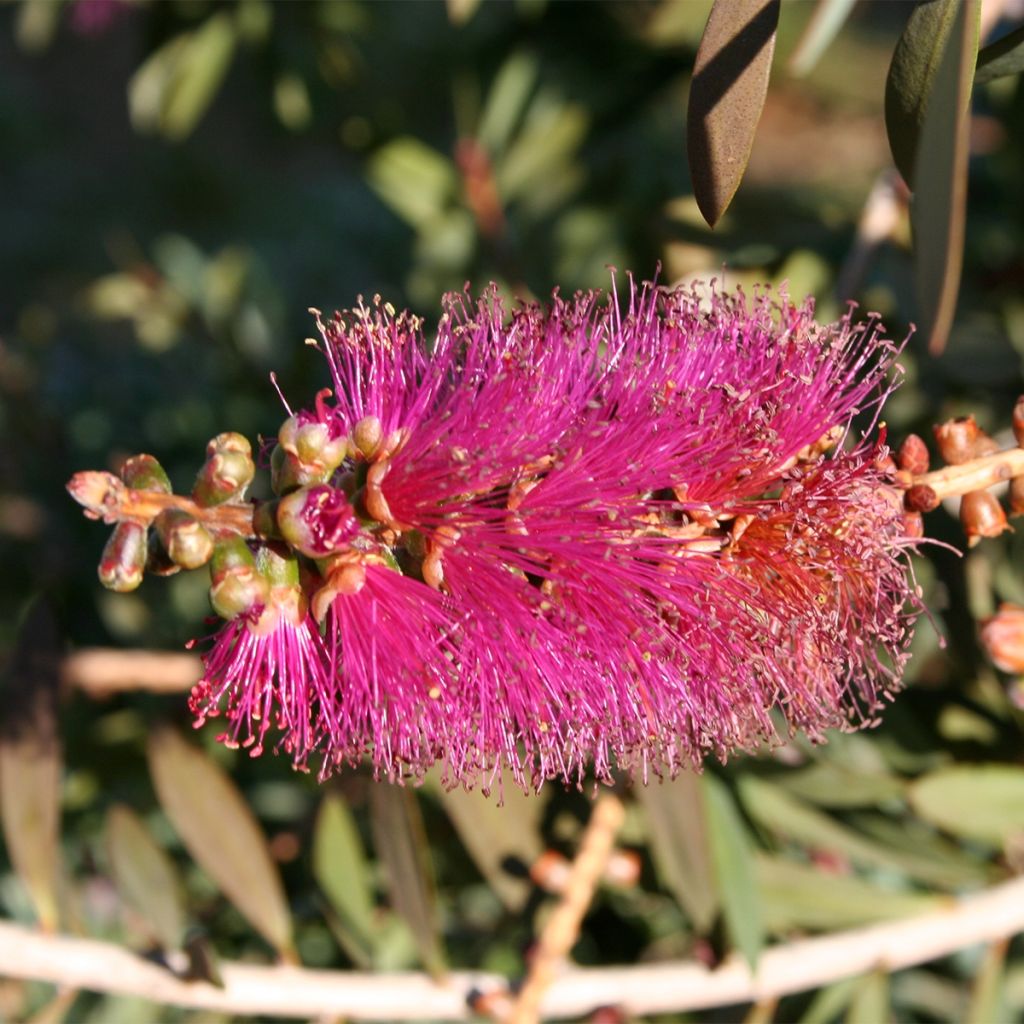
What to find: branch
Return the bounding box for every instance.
[62,649,202,696]
[909,446,1024,508]
[3,875,1024,1019]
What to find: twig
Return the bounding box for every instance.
[2,874,1024,1019]
[62,649,202,696]
[909,446,1024,509]
[509,793,626,1024]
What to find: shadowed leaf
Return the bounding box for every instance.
[105,804,186,952]
[369,785,446,977]
[0,601,62,931]
[776,762,906,809]
[846,969,890,1024]
[313,794,377,967]
[788,0,857,77]
[911,0,979,354]
[908,764,1024,845]
[636,772,718,932]
[702,774,763,969]
[146,727,295,960]
[687,0,780,227]
[966,939,1008,1024]
[975,24,1024,85]
[798,978,860,1024]
[431,774,544,912]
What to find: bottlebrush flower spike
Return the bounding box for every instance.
[189,279,922,789]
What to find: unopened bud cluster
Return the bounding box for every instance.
[901,398,1024,547]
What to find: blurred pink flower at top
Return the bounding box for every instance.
[194,278,923,790]
[70,0,128,35]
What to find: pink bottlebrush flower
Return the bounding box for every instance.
[196,278,922,789]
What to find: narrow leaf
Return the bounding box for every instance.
[911,0,979,354]
[908,764,1024,845]
[146,728,295,959]
[845,969,890,1024]
[701,774,763,969]
[105,804,186,951]
[312,794,377,967]
[966,938,1008,1024]
[885,0,962,184]
[0,601,62,931]
[162,14,237,141]
[798,978,859,1024]
[687,0,780,227]
[788,0,857,78]
[636,772,718,932]
[368,785,446,976]
[432,774,544,912]
[974,24,1024,85]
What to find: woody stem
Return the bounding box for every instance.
[907,447,1024,510]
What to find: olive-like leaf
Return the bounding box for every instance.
[636,772,718,932]
[798,978,859,1024]
[974,24,1024,85]
[966,938,1008,1024]
[908,764,1024,845]
[845,969,890,1024]
[687,0,780,227]
[0,601,62,931]
[911,0,979,355]
[702,773,763,969]
[432,774,544,912]
[146,727,295,960]
[788,0,857,78]
[368,784,446,977]
[105,804,186,951]
[313,794,377,967]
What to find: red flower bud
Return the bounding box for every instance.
[960,490,1010,547]
[277,484,359,558]
[98,521,147,592]
[896,434,929,475]
[980,604,1024,674]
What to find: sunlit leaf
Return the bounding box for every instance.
[476,52,539,157]
[687,0,780,227]
[908,764,1024,845]
[755,855,943,934]
[0,601,62,931]
[974,24,1024,85]
[788,0,857,77]
[313,794,377,967]
[146,728,295,960]
[798,977,859,1024]
[105,804,186,951]
[702,773,763,969]
[966,939,1008,1024]
[368,785,446,977]
[911,0,979,355]
[446,0,482,26]
[636,772,718,932]
[431,774,544,912]
[367,138,458,229]
[845,969,890,1024]
[776,762,906,809]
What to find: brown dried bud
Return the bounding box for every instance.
[1014,396,1024,448]
[193,432,255,507]
[905,484,939,512]
[980,604,1024,674]
[934,417,981,464]
[896,434,930,476]
[1009,477,1024,517]
[959,490,1010,547]
[119,454,171,493]
[98,521,147,592]
[154,508,215,569]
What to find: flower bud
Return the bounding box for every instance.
[209,538,271,621]
[277,484,359,558]
[896,434,929,476]
[67,471,127,523]
[146,531,181,577]
[154,509,214,570]
[311,561,366,622]
[980,604,1024,674]
[98,521,147,592]
[902,511,924,540]
[1010,477,1024,517]
[934,416,997,464]
[120,454,171,493]
[272,406,348,493]
[960,490,1010,547]
[193,432,255,507]
[351,415,383,459]
[905,484,939,513]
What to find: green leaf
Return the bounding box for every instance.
[687,0,781,227]
[431,773,544,913]
[776,762,906,809]
[788,0,857,77]
[146,728,295,960]
[312,794,377,967]
[798,977,859,1024]
[966,939,1008,1024]
[0,601,62,931]
[755,855,943,934]
[974,24,1024,85]
[367,138,458,229]
[885,0,969,184]
[368,785,446,977]
[845,969,890,1024]
[105,804,186,951]
[911,0,979,354]
[636,772,718,932]
[908,764,1024,845]
[701,774,763,969]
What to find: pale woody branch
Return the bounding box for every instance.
[2,875,1024,1020]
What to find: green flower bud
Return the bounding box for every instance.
[351,415,383,459]
[193,432,255,507]
[146,531,181,577]
[272,408,348,494]
[98,521,147,592]
[209,538,270,621]
[120,454,172,493]
[154,509,215,570]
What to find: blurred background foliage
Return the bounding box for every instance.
[1,0,1024,1021]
